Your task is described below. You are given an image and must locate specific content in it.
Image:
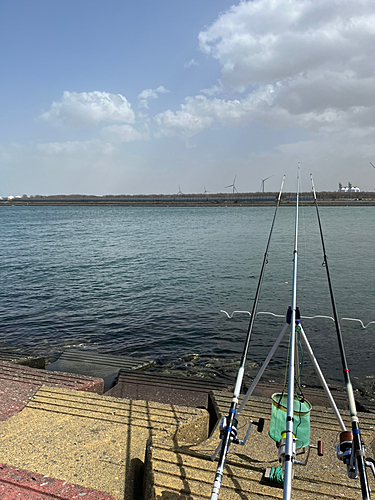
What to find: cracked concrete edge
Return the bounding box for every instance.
[142,405,210,500]
[170,409,210,447]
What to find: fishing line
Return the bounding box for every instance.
[294,327,304,394]
[269,466,284,484]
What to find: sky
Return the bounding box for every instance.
[1,0,375,196]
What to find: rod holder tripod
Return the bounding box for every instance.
[233,306,347,495]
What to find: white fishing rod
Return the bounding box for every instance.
[311,175,372,499]
[210,175,285,500]
[283,166,300,500]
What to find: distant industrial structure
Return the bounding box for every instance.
[338,182,360,193]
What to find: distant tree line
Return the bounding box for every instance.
[2,191,375,205]
[18,191,375,200]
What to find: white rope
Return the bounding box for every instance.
[340,318,375,329]
[220,310,252,318]
[220,310,375,328]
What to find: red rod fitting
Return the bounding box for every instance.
[317,441,324,456]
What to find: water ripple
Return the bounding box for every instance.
[1,205,374,389]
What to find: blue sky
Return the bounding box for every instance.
[1,0,375,195]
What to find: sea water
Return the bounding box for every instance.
[1,205,374,390]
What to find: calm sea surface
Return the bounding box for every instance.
[1,205,374,390]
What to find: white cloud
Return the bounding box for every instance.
[101,124,149,144]
[198,0,375,90]
[184,59,199,68]
[40,91,135,127]
[137,85,170,109]
[200,83,223,96]
[9,0,375,195]
[155,86,276,137]
[156,0,375,143]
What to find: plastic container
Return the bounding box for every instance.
[269,393,311,449]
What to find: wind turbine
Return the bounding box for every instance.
[177,185,183,195]
[225,175,238,193]
[203,186,209,194]
[259,175,273,193]
[370,161,375,169]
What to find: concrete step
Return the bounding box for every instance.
[143,390,375,500]
[245,380,350,409]
[145,441,363,499]
[106,370,227,409]
[27,386,209,438]
[47,350,154,392]
[211,390,375,433]
[0,386,209,500]
[0,352,45,369]
[0,361,104,421]
[0,463,116,499]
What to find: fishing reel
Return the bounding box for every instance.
[336,431,358,479]
[276,431,297,475]
[218,415,265,446]
[336,431,375,480]
[212,415,265,461]
[265,434,324,485]
[276,432,323,474]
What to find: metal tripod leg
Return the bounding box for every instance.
[299,324,346,431]
[237,321,347,434]
[238,323,289,415]
[295,327,301,389]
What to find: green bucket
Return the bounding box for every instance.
[269,393,311,449]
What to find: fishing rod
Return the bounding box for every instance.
[310,174,372,500]
[210,175,285,500]
[282,166,300,500]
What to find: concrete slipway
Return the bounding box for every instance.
[0,357,374,499]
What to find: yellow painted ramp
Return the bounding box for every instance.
[0,386,209,500]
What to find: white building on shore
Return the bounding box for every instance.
[338,183,360,192]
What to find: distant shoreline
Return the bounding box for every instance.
[0,200,375,208]
[1,192,375,207]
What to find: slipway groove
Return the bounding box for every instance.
[56,351,153,369]
[0,363,100,386]
[28,387,198,427]
[151,448,359,494]
[212,392,374,431]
